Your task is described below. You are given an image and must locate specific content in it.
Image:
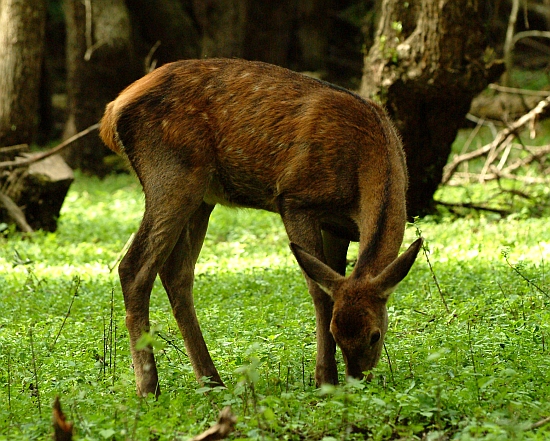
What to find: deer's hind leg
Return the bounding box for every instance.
[119,167,210,397]
[158,201,224,387]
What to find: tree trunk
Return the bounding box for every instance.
[295,0,331,72]
[243,0,295,66]
[63,0,139,175]
[361,0,504,217]
[0,147,74,232]
[127,0,200,68]
[193,0,250,58]
[0,0,46,147]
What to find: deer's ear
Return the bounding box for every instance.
[290,243,344,297]
[373,238,423,299]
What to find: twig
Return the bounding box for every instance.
[190,407,237,441]
[29,327,42,416]
[0,123,100,170]
[512,30,550,47]
[145,40,161,73]
[383,343,394,383]
[157,332,188,358]
[448,171,548,185]
[488,84,550,97]
[420,238,450,313]
[503,255,549,299]
[0,143,29,155]
[436,200,512,217]
[109,232,135,272]
[503,0,520,86]
[443,95,550,184]
[0,191,34,232]
[530,415,550,430]
[50,277,81,350]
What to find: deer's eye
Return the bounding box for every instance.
[370,330,381,345]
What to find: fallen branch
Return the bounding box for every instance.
[443,95,550,184]
[0,144,29,158]
[0,191,33,232]
[436,200,512,217]
[488,84,550,97]
[190,407,237,441]
[0,123,100,170]
[449,171,548,185]
[530,415,550,430]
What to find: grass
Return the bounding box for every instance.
[0,172,549,440]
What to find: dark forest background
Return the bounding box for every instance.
[1,0,549,225]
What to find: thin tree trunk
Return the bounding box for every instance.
[127,0,199,68]
[63,0,139,175]
[193,0,250,58]
[361,0,504,217]
[0,0,46,146]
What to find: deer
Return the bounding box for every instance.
[99,58,423,397]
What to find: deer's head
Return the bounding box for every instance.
[291,238,423,380]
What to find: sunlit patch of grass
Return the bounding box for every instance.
[0,173,549,440]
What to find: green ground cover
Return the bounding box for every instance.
[0,171,548,440]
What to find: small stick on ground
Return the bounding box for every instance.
[529,415,550,430]
[414,229,450,314]
[29,327,42,416]
[50,277,81,350]
[191,407,237,441]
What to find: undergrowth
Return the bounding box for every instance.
[0,173,549,440]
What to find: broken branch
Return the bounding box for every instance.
[0,123,100,170]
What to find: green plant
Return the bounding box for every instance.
[0,172,549,439]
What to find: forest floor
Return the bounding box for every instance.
[0,153,549,440]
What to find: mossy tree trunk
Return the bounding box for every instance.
[361,0,504,217]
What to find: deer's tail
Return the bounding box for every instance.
[99,101,125,156]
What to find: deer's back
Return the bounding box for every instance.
[107,59,402,216]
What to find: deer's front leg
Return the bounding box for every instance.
[279,206,340,385]
[308,282,339,385]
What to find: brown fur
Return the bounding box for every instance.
[100,58,422,396]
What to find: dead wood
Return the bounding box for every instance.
[0,124,98,231]
[0,191,33,232]
[0,123,99,170]
[52,397,73,441]
[443,95,550,185]
[0,153,74,231]
[190,407,237,441]
[0,144,29,161]
[530,415,550,430]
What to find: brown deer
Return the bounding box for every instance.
[100,58,423,397]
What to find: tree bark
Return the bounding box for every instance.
[295,0,331,71]
[243,1,295,66]
[127,0,200,68]
[361,0,504,217]
[63,0,139,175]
[193,0,250,58]
[0,0,46,147]
[0,147,74,232]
